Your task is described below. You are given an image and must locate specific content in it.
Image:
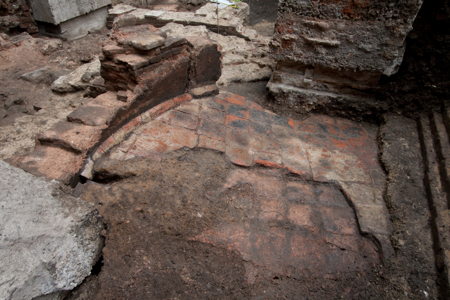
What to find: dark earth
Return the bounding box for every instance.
[65,148,438,299]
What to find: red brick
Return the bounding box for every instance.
[288,118,299,129]
[38,121,105,154]
[223,169,283,198]
[130,138,169,154]
[140,120,198,150]
[225,144,253,167]
[67,105,118,126]
[319,206,358,235]
[284,182,316,204]
[254,151,283,169]
[250,133,281,154]
[98,135,117,153]
[89,91,125,108]
[198,135,225,152]
[247,100,264,111]
[226,127,249,147]
[281,138,312,178]
[121,115,143,134]
[148,100,176,118]
[315,185,349,208]
[162,126,198,149]
[199,105,225,123]
[198,118,226,141]
[227,104,250,119]
[222,93,246,106]
[208,97,228,111]
[225,114,247,127]
[171,93,193,105]
[158,110,199,130]
[260,199,284,220]
[288,204,315,227]
[255,159,284,169]
[11,145,84,183]
[175,100,201,115]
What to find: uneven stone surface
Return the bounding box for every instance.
[0,31,107,161]
[0,160,103,300]
[113,2,255,39]
[108,3,274,85]
[160,22,273,85]
[9,145,85,184]
[19,66,65,85]
[1,2,446,298]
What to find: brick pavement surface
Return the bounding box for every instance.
[100,91,392,256]
[194,168,380,279]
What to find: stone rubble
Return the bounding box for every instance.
[10,23,222,184]
[0,160,103,300]
[108,2,274,85]
[51,58,102,93]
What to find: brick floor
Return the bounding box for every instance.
[192,169,380,278]
[103,91,392,256]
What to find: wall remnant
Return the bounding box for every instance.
[10,23,221,184]
[268,0,424,118]
[0,0,37,33]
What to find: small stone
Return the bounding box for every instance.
[0,108,7,119]
[102,44,126,57]
[190,84,219,98]
[117,90,128,102]
[38,38,63,55]
[108,4,136,16]
[129,34,165,51]
[52,58,101,93]
[20,67,60,85]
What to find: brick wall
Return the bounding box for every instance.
[0,0,37,33]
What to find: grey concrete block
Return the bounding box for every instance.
[30,0,111,25]
[37,7,109,41]
[0,160,103,300]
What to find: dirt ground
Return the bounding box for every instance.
[0,31,108,159]
[63,149,437,299]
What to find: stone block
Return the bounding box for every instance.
[35,6,109,40]
[0,161,103,300]
[190,84,219,98]
[9,145,84,183]
[187,37,222,87]
[67,104,119,126]
[38,121,104,153]
[30,0,111,25]
[52,58,101,93]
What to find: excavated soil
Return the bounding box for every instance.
[64,149,437,299]
[0,31,107,159]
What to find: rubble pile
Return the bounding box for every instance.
[10,23,222,184]
[108,2,274,85]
